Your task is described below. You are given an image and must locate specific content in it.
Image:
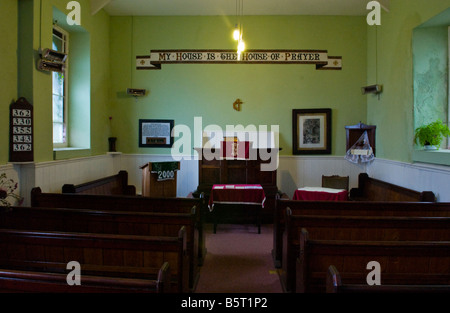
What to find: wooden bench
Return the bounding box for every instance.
[0,205,198,292]
[326,265,450,293]
[297,229,450,293]
[0,227,188,293]
[282,209,450,292]
[273,199,450,269]
[0,264,170,293]
[31,187,206,267]
[62,170,136,195]
[350,173,436,202]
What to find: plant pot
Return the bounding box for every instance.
[424,145,438,150]
[108,137,117,152]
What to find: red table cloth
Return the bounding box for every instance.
[293,187,348,201]
[208,184,266,211]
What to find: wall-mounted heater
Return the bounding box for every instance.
[127,88,147,96]
[361,84,382,95]
[37,48,67,73]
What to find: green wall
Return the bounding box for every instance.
[3,0,111,163]
[5,1,450,166]
[110,15,367,156]
[366,0,450,162]
[0,0,18,164]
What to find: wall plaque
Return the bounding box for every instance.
[139,119,174,148]
[9,97,34,162]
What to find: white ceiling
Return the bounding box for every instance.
[100,0,388,16]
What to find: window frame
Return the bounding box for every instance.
[52,24,69,148]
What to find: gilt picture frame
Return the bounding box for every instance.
[292,108,331,155]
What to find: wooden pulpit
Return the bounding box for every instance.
[140,161,180,197]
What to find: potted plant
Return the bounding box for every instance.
[414,119,450,150]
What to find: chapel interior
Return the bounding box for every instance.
[1,0,450,296]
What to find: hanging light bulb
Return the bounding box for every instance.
[233,24,240,41]
[238,38,245,52]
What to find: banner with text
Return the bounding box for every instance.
[136,50,342,70]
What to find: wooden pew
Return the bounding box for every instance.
[272,199,450,269]
[282,209,450,292]
[0,205,198,292]
[349,173,436,202]
[62,170,136,195]
[31,187,206,267]
[0,228,188,293]
[0,263,170,293]
[326,265,450,293]
[297,229,450,293]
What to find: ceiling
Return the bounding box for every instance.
[100,0,389,16]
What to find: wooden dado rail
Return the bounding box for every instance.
[0,228,187,293]
[62,170,136,195]
[0,205,197,292]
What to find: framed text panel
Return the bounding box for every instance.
[139,119,174,148]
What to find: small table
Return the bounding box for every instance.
[293,187,348,201]
[208,184,266,233]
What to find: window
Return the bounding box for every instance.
[412,8,450,166]
[52,25,68,147]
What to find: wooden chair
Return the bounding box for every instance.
[321,175,349,191]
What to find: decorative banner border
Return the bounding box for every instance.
[136,50,342,70]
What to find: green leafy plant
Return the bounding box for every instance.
[414,119,450,148]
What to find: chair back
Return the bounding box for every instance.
[322,175,349,191]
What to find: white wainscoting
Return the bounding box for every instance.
[367,158,450,202]
[277,155,367,199]
[119,154,366,199]
[15,154,116,206]
[3,154,450,207]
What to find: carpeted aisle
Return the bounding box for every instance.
[195,223,283,293]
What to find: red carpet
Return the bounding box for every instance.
[195,223,283,293]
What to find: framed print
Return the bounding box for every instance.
[139,119,174,148]
[292,109,331,155]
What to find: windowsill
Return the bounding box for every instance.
[412,148,450,167]
[53,147,90,160]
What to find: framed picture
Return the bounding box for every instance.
[139,119,174,148]
[292,108,331,155]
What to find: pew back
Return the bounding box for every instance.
[326,265,450,293]
[350,173,436,202]
[0,264,170,293]
[31,187,206,266]
[281,209,450,292]
[0,206,197,292]
[0,228,187,293]
[298,229,450,293]
[273,199,450,267]
[62,170,136,195]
